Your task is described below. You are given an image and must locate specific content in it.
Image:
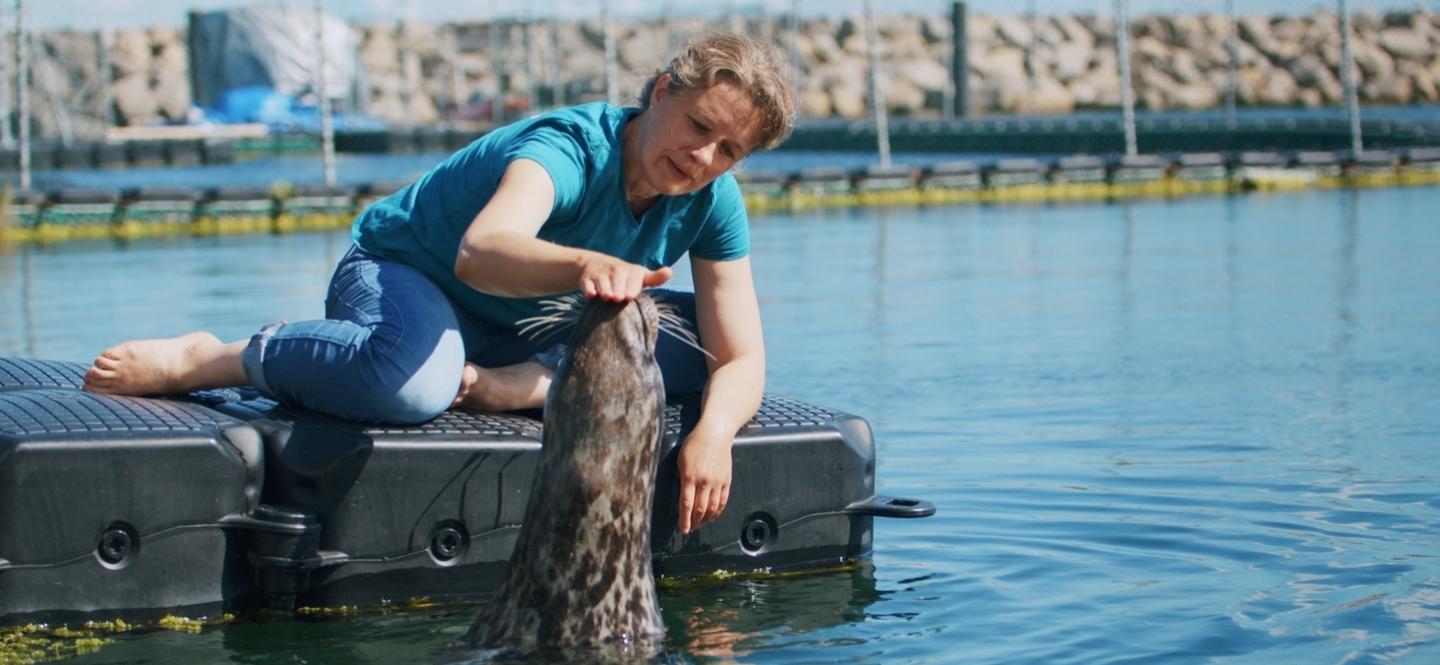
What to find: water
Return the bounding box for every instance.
[3,186,1439,663]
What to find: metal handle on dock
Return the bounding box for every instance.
[845,495,936,518]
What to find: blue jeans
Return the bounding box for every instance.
[241,247,709,424]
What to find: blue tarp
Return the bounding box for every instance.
[198,86,386,133]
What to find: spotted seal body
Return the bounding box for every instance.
[465,293,666,653]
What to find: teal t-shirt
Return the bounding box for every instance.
[352,102,751,329]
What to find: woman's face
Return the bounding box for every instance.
[629,75,765,199]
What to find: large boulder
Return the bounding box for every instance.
[405,91,440,124]
[153,73,192,121]
[994,15,1034,49]
[808,29,845,65]
[112,73,160,126]
[1288,53,1344,104]
[896,56,950,93]
[811,58,868,96]
[1168,14,1213,50]
[618,27,667,72]
[1399,60,1437,102]
[1170,82,1221,109]
[972,46,1027,83]
[1051,42,1092,82]
[361,27,400,75]
[1367,72,1413,104]
[1168,49,1208,85]
[366,92,407,123]
[799,88,833,117]
[1053,15,1094,51]
[1378,28,1430,59]
[1258,66,1300,105]
[920,14,950,45]
[828,81,867,119]
[1024,78,1075,114]
[884,77,928,116]
[1352,40,1397,81]
[109,28,150,78]
[151,44,188,83]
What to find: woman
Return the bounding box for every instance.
[83,32,795,536]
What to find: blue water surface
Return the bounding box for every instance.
[2,185,1438,664]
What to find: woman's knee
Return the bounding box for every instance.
[359,328,466,424]
[286,327,464,425]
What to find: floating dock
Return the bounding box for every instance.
[0,357,933,629]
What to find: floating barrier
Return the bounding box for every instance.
[116,187,202,240]
[919,161,984,204]
[2,149,1438,245]
[1292,151,1346,188]
[0,190,45,243]
[1170,152,1230,196]
[194,186,276,237]
[1349,150,1400,188]
[854,165,920,205]
[1050,155,1110,201]
[1232,151,1306,190]
[275,184,357,234]
[1109,154,1171,198]
[1400,147,1440,186]
[35,189,118,243]
[734,170,790,213]
[790,166,854,208]
[985,158,1049,202]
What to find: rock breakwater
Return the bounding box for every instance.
[13,8,1440,138]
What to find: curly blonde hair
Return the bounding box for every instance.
[638,31,795,152]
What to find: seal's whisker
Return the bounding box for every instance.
[654,305,715,362]
[537,293,585,312]
[516,293,588,340]
[516,312,577,340]
[517,319,567,341]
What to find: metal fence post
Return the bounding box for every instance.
[1338,0,1363,153]
[1115,0,1137,156]
[950,1,967,118]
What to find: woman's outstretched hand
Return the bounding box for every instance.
[677,431,733,534]
[578,254,672,302]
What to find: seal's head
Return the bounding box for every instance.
[555,293,662,403]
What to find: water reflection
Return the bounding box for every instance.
[662,563,882,659]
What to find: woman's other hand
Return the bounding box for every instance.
[676,429,732,534]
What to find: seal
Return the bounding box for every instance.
[464,292,668,656]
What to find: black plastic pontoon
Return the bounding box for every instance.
[0,357,933,627]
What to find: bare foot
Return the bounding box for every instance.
[456,361,551,412]
[451,362,481,408]
[83,331,247,396]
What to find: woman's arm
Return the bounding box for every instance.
[677,255,766,534]
[454,159,669,301]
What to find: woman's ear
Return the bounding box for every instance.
[649,73,672,108]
